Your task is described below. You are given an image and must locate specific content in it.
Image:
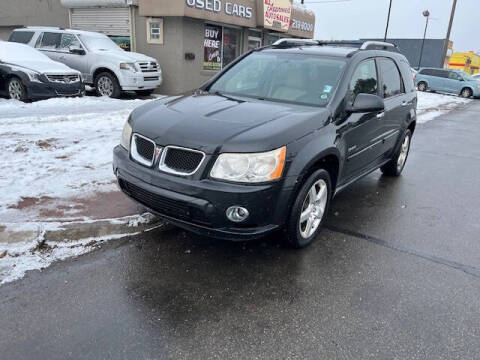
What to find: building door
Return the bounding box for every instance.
[70,7,131,51]
[248,30,262,51]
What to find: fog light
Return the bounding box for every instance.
[226,206,249,223]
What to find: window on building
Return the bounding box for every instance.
[146,18,163,45]
[378,58,404,98]
[348,59,378,105]
[203,24,241,71]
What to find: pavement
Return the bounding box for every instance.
[1,100,480,359]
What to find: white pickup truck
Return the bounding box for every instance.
[9,27,162,98]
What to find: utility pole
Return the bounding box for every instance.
[418,10,430,69]
[442,0,457,68]
[384,0,393,41]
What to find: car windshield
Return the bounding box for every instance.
[209,52,347,107]
[460,72,475,81]
[78,34,122,52]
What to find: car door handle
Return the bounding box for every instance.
[402,101,409,106]
[376,112,385,119]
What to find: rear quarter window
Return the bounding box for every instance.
[8,31,34,44]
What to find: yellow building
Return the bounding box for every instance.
[449,51,480,75]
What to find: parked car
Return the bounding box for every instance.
[9,27,162,98]
[113,40,417,248]
[416,67,480,98]
[0,41,84,102]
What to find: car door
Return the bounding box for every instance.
[56,33,89,77]
[377,57,404,158]
[446,71,463,94]
[341,58,384,178]
[34,32,63,62]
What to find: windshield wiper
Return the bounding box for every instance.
[211,91,244,102]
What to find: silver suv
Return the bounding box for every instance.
[9,27,162,98]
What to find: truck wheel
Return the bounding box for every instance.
[94,72,121,98]
[381,130,412,177]
[135,89,155,97]
[417,82,427,92]
[285,169,332,248]
[460,87,472,98]
[8,77,27,102]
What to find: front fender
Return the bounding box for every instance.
[284,125,340,188]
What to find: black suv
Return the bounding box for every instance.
[113,40,416,248]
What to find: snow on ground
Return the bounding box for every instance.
[0,92,472,284]
[417,91,471,123]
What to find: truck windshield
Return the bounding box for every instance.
[209,52,346,107]
[78,34,122,52]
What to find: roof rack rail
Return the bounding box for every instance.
[272,38,320,48]
[360,41,397,51]
[25,26,62,30]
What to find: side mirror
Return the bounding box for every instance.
[347,93,385,113]
[69,45,85,55]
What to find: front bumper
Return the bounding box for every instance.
[25,80,85,100]
[120,72,163,91]
[113,145,294,241]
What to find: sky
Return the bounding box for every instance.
[297,0,478,53]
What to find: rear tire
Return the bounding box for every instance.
[94,72,121,98]
[381,130,412,177]
[460,87,472,98]
[417,82,427,92]
[285,169,332,248]
[8,77,27,102]
[135,89,155,97]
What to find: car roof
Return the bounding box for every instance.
[15,27,106,37]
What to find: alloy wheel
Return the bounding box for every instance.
[397,134,411,172]
[8,79,23,100]
[299,179,328,239]
[97,76,114,97]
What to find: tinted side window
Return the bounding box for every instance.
[348,59,378,105]
[37,32,62,50]
[59,34,81,51]
[420,69,433,76]
[434,70,448,78]
[379,58,403,98]
[448,71,462,81]
[9,31,34,44]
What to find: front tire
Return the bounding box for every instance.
[381,129,412,177]
[286,169,332,248]
[460,87,472,98]
[8,77,27,101]
[417,82,427,92]
[94,72,121,98]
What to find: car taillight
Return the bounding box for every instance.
[413,74,417,81]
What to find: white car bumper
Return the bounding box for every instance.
[120,72,163,91]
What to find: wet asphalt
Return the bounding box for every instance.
[1,100,480,359]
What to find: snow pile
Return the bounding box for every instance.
[417,92,471,123]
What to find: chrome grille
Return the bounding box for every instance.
[138,62,159,73]
[131,134,156,167]
[46,74,80,83]
[159,146,205,176]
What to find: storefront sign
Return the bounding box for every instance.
[186,0,253,20]
[204,24,223,70]
[262,0,292,31]
[286,5,315,38]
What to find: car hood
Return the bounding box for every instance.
[13,60,80,75]
[130,92,329,154]
[94,50,157,64]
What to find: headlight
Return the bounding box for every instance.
[26,71,43,83]
[121,121,133,150]
[120,63,137,72]
[210,146,286,183]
